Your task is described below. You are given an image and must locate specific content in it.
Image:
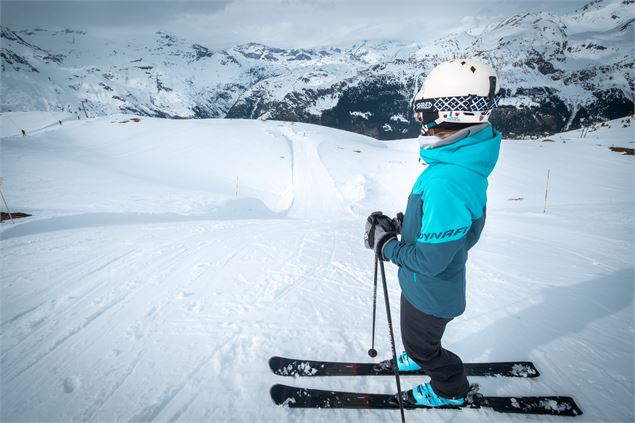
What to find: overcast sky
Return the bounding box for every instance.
[1,0,589,48]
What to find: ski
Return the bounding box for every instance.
[269,356,540,378]
[270,384,583,417]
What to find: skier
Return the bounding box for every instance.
[364,59,502,407]
[21,129,26,136]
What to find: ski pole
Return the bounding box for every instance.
[543,169,550,214]
[368,255,378,358]
[378,255,406,423]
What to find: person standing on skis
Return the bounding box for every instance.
[364,59,502,407]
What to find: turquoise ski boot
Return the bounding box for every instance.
[405,382,466,407]
[396,351,422,372]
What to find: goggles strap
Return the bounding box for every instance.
[421,117,444,135]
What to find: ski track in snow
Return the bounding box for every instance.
[278,125,347,218]
[1,115,634,422]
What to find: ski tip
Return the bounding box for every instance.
[566,397,584,417]
[533,396,583,417]
[268,356,279,372]
[506,361,541,378]
[270,384,283,405]
[526,362,541,378]
[269,356,294,376]
[270,384,295,406]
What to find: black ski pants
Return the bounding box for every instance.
[400,294,470,399]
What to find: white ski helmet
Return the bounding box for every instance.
[413,59,501,133]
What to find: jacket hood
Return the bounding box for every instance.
[418,124,501,177]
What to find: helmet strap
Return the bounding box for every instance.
[488,76,497,98]
[421,117,444,135]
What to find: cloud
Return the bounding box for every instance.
[450,14,492,36]
[1,0,586,49]
[167,0,464,48]
[0,0,230,30]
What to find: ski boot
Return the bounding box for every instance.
[374,351,423,373]
[400,383,477,407]
[396,351,422,371]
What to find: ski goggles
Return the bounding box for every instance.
[413,94,502,122]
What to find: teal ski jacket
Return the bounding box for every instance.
[383,124,501,318]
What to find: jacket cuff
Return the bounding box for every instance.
[381,238,399,261]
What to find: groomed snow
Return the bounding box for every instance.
[1,114,633,422]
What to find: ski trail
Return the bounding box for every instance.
[127,330,238,423]
[79,348,146,421]
[1,250,135,336]
[278,126,345,218]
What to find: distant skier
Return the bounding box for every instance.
[365,59,502,407]
[21,129,26,136]
[59,120,62,125]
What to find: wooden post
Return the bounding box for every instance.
[543,169,550,214]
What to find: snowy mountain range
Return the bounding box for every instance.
[1,0,633,139]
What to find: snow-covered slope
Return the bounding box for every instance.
[1,113,633,422]
[1,0,633,139]
[0,114,401,220]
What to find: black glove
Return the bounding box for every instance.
[394,212,404,235]
[364,211,397,260]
